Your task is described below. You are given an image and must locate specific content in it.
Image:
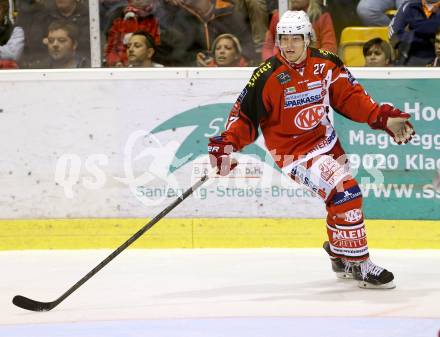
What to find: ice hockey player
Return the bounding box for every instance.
[207,10,415,289]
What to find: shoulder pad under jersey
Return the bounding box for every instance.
[310,48,343,67]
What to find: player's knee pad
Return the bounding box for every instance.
[326,179,369,260]
[327,179,363,224]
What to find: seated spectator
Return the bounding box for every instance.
[196,33,248,66]
[15,0,47,68]
[363,37,393,66]
[44,0,91,60]
[39,20,90,68]
[154,0,256,66]
[0,0,24,68]
[262,0,337,60]
[389,0,440,66]
[100,0,128,34]
[104,0,159,67]
[125,30,163,67]
[428,26,440,65]
[357,0,408,26]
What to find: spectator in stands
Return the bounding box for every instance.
[389,0,440,66]
[154,0,256,66]
[125,30,163,67]
[104,0,159,67]
[15,0,47,68]
[235,0,268,59]
[357,0,408,26]
[0,0,24,69]
[196,33,248,66]
[44,0,91,60]
[40,20,90,68]
[100,0,127,34]
[428,26,440,65]
[262,0,337,60]
[363,37,393,66]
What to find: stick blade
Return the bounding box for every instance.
[13,295,56,312]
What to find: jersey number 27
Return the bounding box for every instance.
[313,63,325,75]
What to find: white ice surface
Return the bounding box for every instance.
[1,249,439,337]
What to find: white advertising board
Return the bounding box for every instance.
[2,68,438,219]
[0,68,325,218]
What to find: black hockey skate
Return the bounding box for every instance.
[322,241,354,279]
[352,259,395,289]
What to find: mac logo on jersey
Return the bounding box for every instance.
[294,104,326,130]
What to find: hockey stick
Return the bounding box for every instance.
[12,172,212,312]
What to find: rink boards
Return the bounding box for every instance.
[0,68,439,250]
[1,218,439,250]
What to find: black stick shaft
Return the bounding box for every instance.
[15,174,210,311]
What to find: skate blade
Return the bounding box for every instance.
[336,272,354,279]
[357,280,396,289]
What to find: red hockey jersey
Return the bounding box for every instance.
[221,48,380,171]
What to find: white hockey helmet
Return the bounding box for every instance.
[276,10,313,46]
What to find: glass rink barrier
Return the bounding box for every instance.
[5,0,438,69]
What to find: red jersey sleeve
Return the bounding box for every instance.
[221,97,258,151]
[328,58,380,125]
